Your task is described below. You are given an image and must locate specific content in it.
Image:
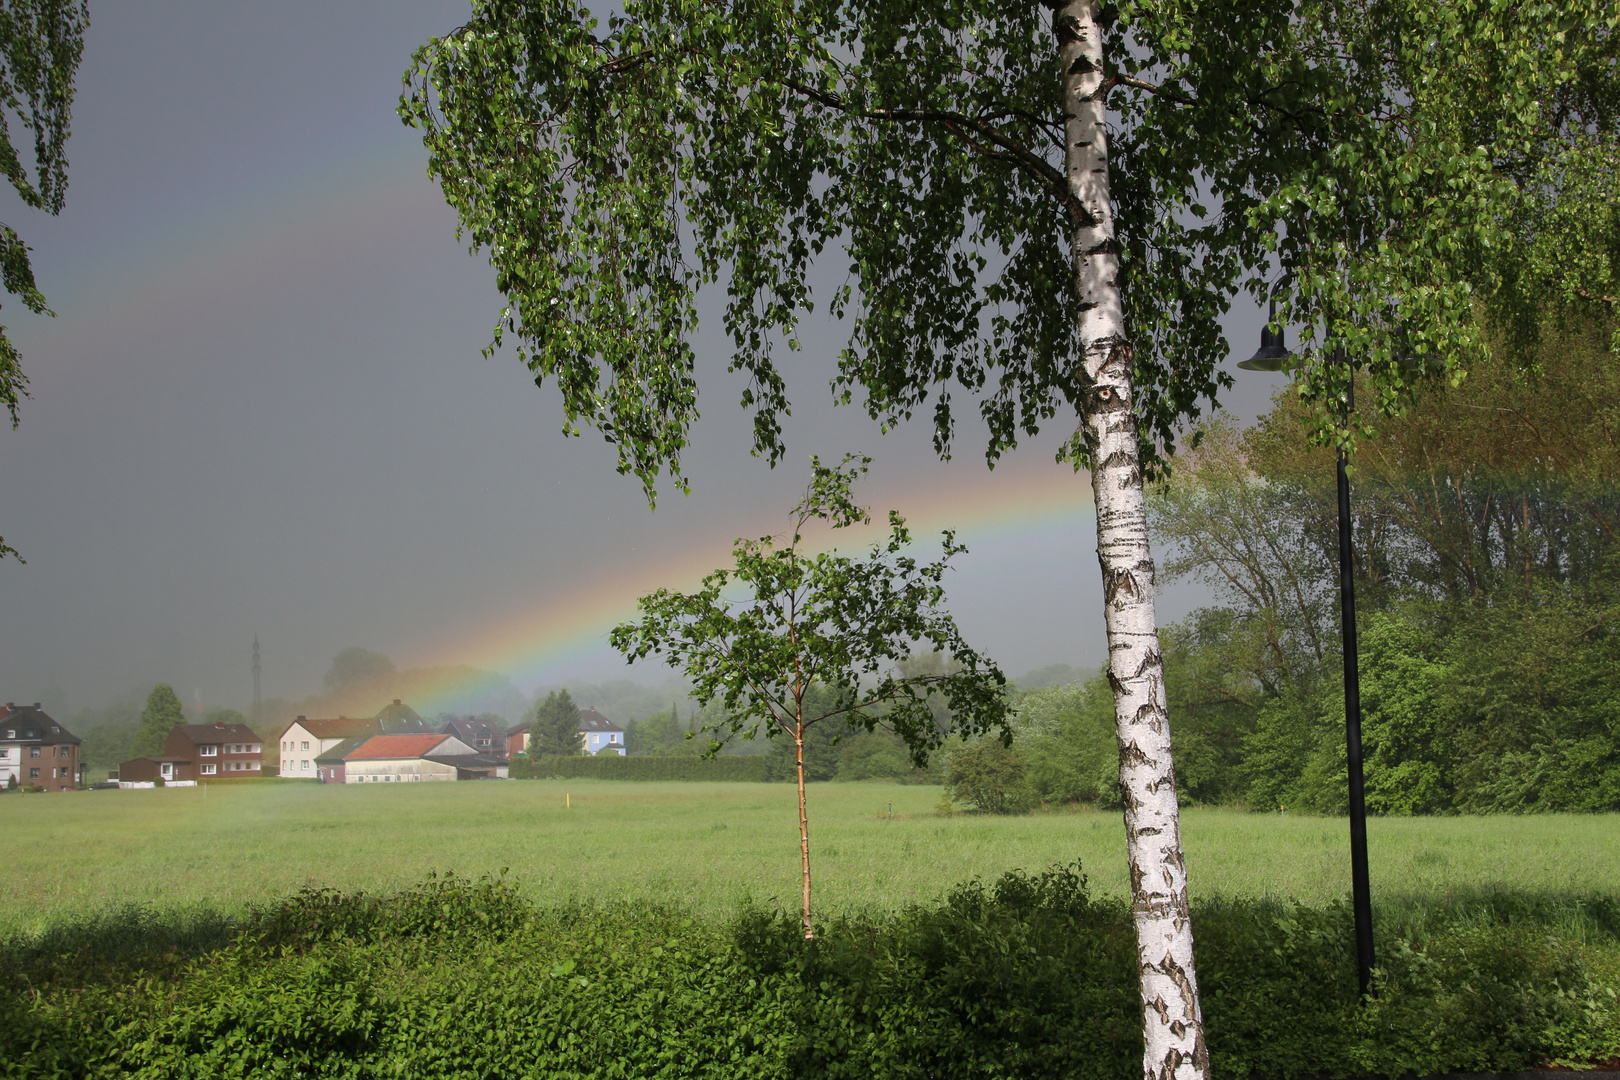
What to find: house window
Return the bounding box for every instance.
[302,760,310,771]
[0,749,7,758]
[200,745,217,756]
[201,764,217,775]
[29,768,38,779]
[301,741,309,751]
[3,729,11,737]
[30,747,39,757]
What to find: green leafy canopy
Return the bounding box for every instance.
[608,453,1011,764]
[401,0,1617,495]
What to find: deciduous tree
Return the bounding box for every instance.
[130,684,184,759]
[609,455,1010,937]
[403,2,1617,1072]
[0,0,89,561]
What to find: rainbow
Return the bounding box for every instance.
[409,460,1098,702]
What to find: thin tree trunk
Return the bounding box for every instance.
[1058,3,1210,1078]
[795,725,813,939]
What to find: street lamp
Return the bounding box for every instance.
[1238,287,1377,999]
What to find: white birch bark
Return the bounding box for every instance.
[1059,3,1211,1078]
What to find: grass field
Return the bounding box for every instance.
[3,779,1617,936]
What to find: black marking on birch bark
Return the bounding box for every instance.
[1103,567,1140,606]
[1119,741,1152,768]
[1099,448,1136,469]
[1084,238,1120,256]
[1068,54,1098,74]
[1132,648,1163,677]
[1055,14,1082,44]
[1107,667,1126,695]
[1137,826,1162,837]
[1163,956,1212,1074]
[1107,417,1134,434]
[1118,467,1143,490]
[1134,701,1166,726]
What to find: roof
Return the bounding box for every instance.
[169,723,263,744]
[0,704,81,745]
[375,700,433,733]
[282,701,433,744]
[507,722,531,735]
[342,733,452,761]
[285,715,380,741]
[578,708,624,733]
[122,755,192,764]
[314,736,370,765]
[439,717,505,744]
[423,752,508,770]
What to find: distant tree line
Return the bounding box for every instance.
[958,329,1620,816]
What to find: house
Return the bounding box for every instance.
[280,700,435,780]
[315,733,509,783]
[506,721,530,757]
[579,708,626,756]
[438,716,509,760]
[118,720,264,787]
[0,703,83,790]
[166,721,263,778]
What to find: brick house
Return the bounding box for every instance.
[0,703,83,790]
[506,721,530,757]
[118,721,263,785]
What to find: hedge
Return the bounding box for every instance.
[4,869,1619,1079]
[511,753,774,782]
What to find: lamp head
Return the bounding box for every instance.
[1238,317,1292,372]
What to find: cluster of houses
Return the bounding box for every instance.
[0,699,627,791]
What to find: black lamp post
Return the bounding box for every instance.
[1238,291,1376,999]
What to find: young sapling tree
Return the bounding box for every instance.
[610,455,1011,938]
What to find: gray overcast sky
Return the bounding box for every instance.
[0,2,1288,717]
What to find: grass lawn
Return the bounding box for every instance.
[3,779,1617,936]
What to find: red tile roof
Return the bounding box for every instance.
[344,734,449,761]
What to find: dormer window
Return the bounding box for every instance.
[4,730,12,738]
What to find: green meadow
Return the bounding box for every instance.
[3,779,1618,936]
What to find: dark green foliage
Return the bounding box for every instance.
[512,753,772,782]
[68,698,142,778]
[624,705,700,756]
[0,1,87,559]
[528,689,583,757]
[5,868,1620,1079]
[945,741,1034,815]
[128,684,184,760]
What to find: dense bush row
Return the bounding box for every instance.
[5,868,1619,1079]
[511,753,774,782]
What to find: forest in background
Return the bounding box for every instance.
[996,323,1620,815]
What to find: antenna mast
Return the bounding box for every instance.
[252,635,261,726]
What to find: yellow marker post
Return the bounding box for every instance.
[566,792,571,808]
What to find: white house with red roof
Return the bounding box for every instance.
[279,700,435,779]
[314,732,508,784]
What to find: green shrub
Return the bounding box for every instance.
[5,870,1620,1079]
[945,740,1034,814]
[511,753,773,782]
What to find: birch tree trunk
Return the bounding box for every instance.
[1059,3,1211,1078]
[795,723,814,939]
